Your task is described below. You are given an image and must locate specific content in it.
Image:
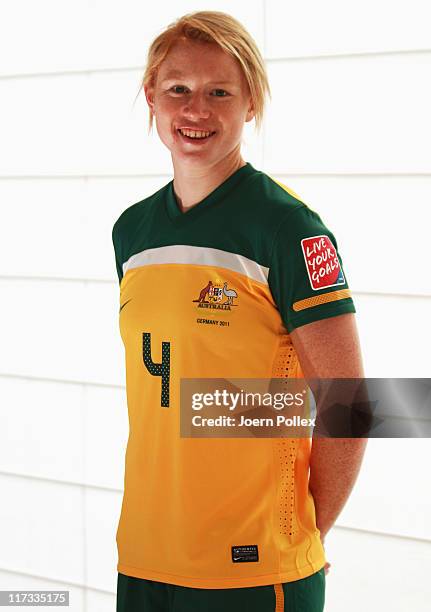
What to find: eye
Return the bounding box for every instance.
[212,89,228,97]
[170,85,188,94]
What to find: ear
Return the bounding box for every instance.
[245,99,256,123]
[144,83,156,116]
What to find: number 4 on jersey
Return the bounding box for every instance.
[142,332,171,408]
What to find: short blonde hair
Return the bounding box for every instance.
[135,10,271,134]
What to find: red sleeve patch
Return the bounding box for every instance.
[301,235,346,290]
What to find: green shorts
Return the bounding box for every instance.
[116,568,325,612]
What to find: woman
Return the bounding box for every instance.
[113,10,366,612]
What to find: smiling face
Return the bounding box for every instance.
[144,38,255,168]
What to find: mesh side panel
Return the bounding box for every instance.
[272,334,301,537]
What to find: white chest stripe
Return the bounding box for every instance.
[122,244,269,285]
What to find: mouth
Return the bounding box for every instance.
[176,128,216,142]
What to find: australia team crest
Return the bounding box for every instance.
[192,280,238,309]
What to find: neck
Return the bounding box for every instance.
[171,149,246,213]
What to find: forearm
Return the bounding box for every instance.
[308,437,368,539]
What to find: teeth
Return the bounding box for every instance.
[179,128,213,139]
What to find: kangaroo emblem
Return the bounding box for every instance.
[192,281,213,303]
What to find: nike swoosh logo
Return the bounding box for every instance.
[119,298,132,312]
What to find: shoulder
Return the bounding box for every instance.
[244,168,319,225]
[256,172,332,239]
[112,182,168,243]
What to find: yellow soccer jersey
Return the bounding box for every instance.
[112,162,356,588]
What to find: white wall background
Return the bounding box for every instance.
[0,1,430,610]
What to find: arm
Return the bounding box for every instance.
[290,312,368,540]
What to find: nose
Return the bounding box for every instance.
[182,91,211,119]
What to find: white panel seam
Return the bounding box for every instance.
[122,245,270,285]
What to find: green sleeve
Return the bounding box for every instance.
[111,219,124,285]
[268,205,356,334]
